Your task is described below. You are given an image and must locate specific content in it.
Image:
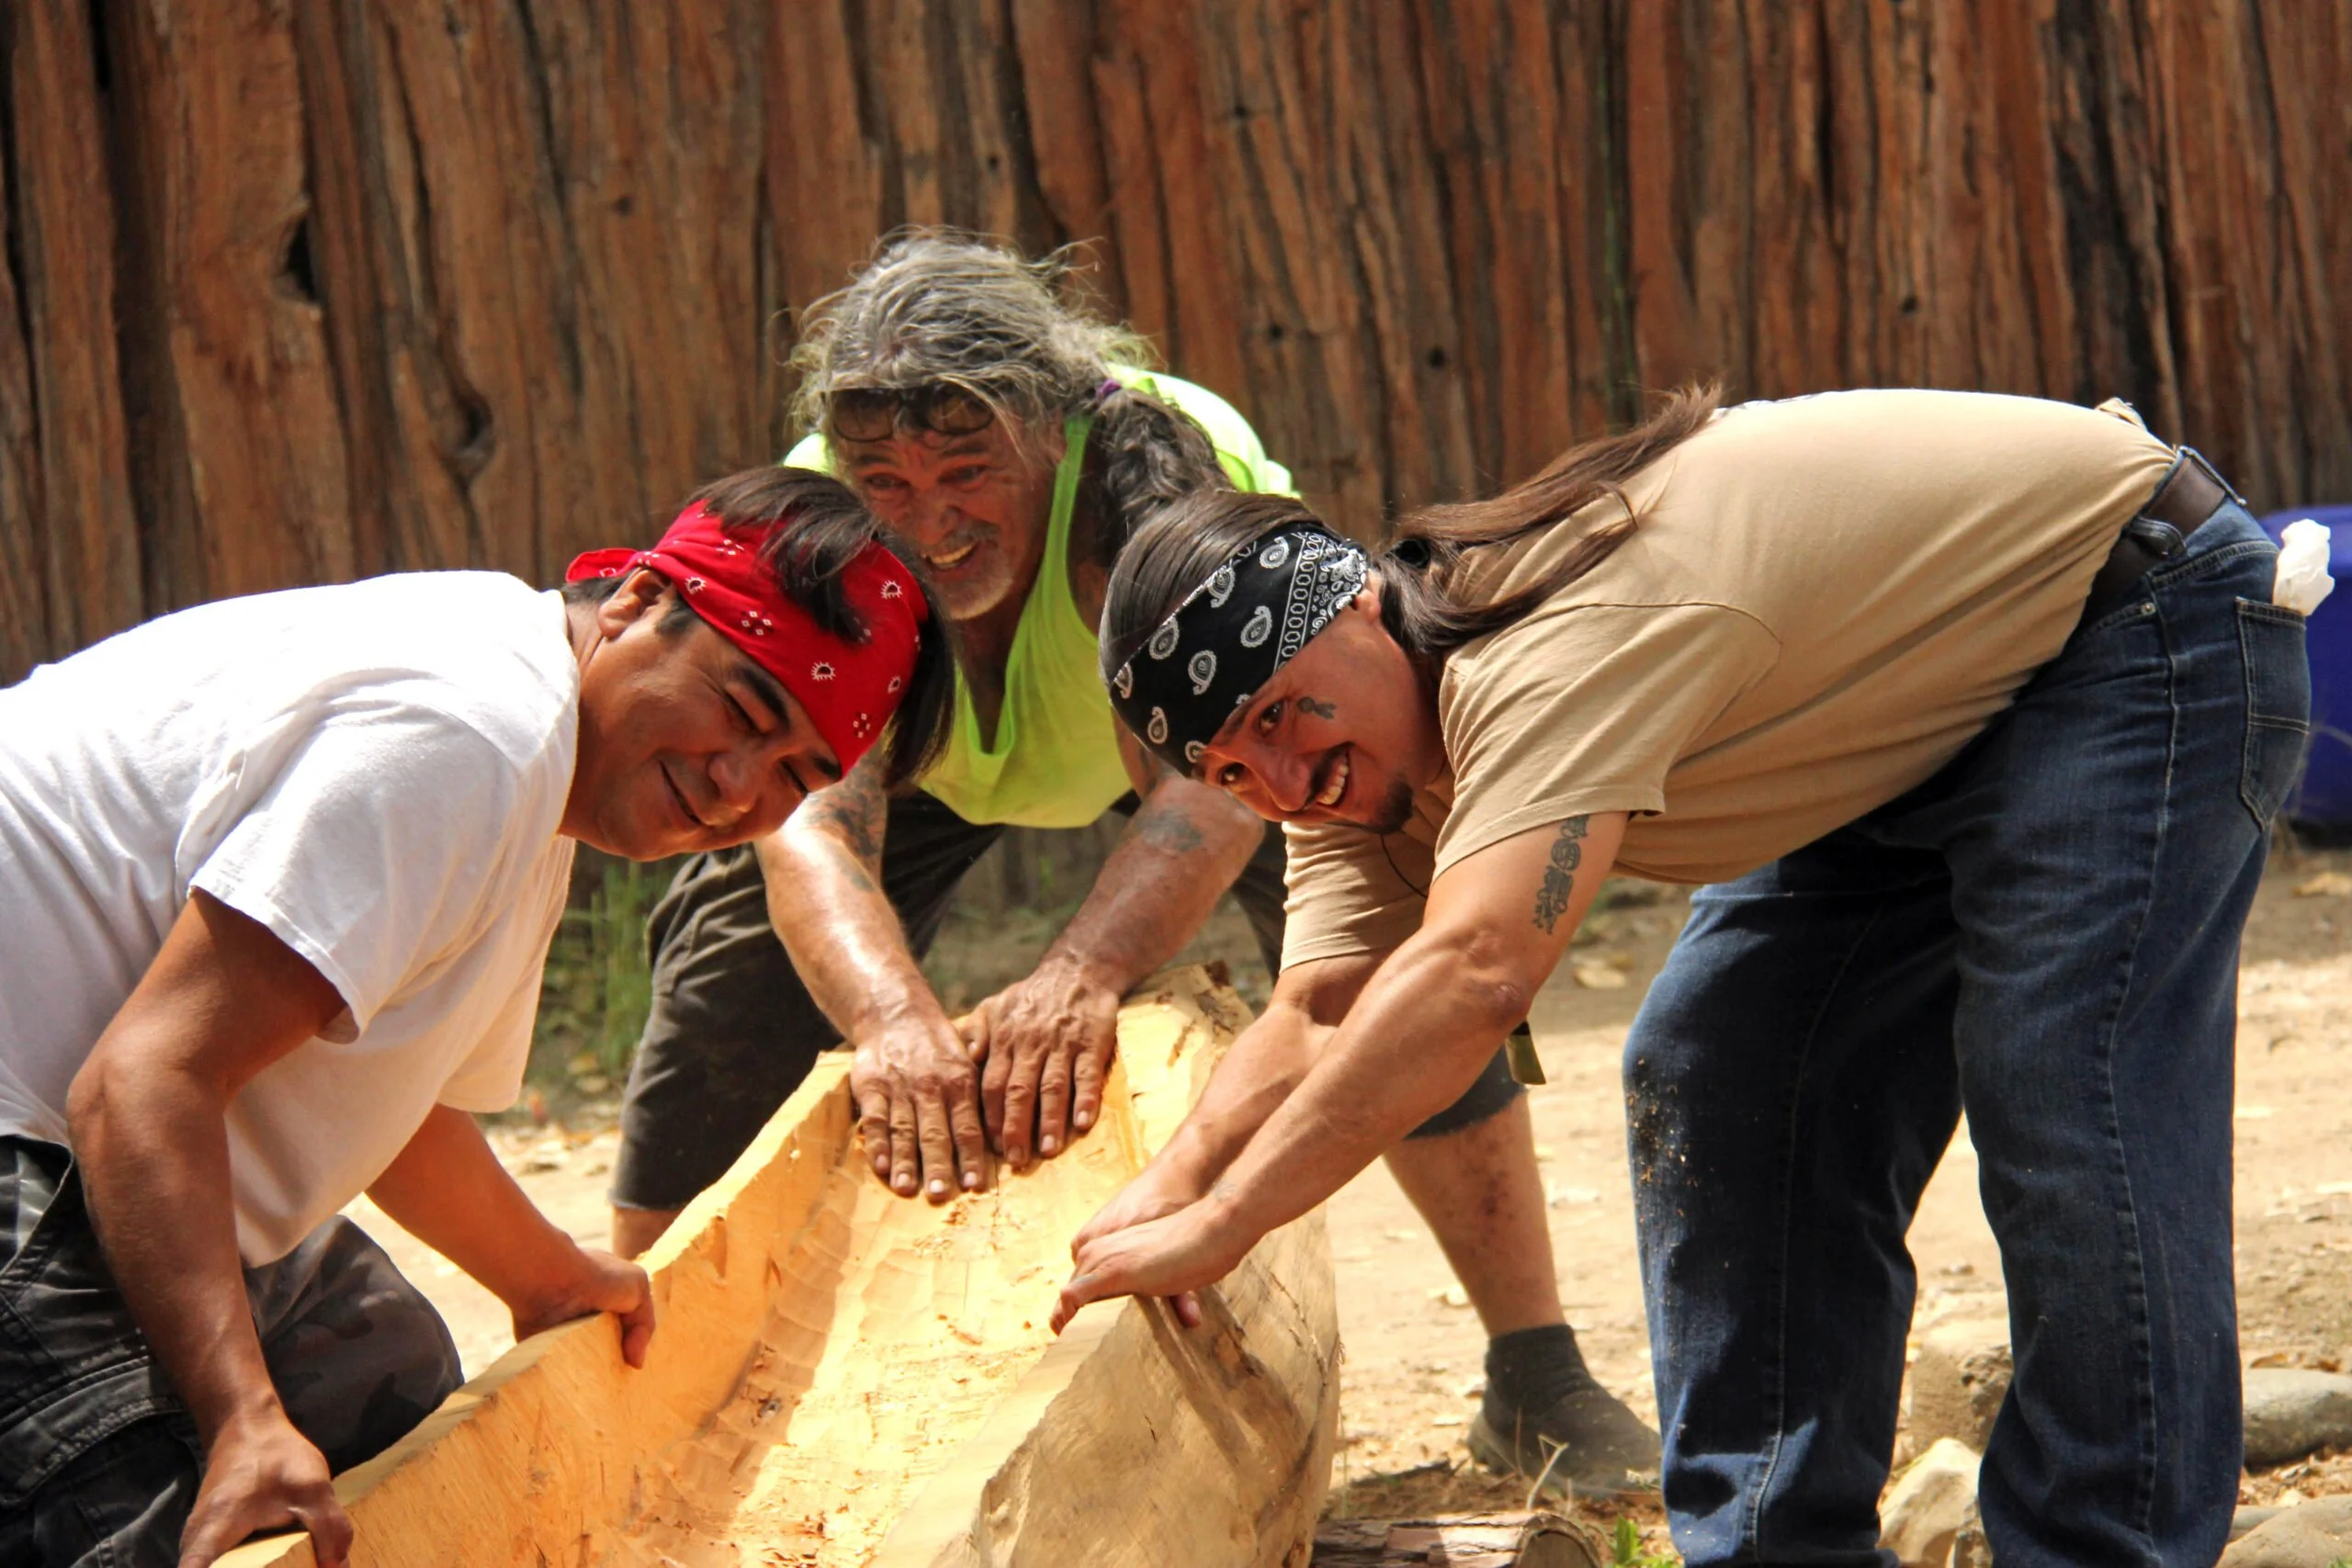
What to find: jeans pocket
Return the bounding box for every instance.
[2238,599,2312,827]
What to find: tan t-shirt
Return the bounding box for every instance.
[1281,389,2177,967]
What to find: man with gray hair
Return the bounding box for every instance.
[607,232,1657,1495]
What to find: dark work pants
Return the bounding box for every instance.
[0,1138,462,1568]
[612,791,1522,1212]
[1626,505,2301,1566]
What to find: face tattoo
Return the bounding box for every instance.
[1107,523,1369,773]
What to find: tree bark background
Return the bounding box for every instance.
[3,1,2347,683]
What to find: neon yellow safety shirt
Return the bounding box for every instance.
[784,367,1295,827]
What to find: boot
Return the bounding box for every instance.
[1465,1325,1660,1499]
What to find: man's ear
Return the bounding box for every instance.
[594,568,672,638]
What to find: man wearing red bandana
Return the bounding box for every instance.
[0,468,947,1568]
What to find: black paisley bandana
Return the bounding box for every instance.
[1108,522,1371,773]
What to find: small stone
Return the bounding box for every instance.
[1950,1514,1992,1568]
[2292,870,2352,897]
[2242,1367,2352,1469]
[2219,1495,2352,1568]
[1880,1438,1978,1568]
[1571,962,1629,990]
[2231,1506,2283,1541]
[1905,1317,2012,1453]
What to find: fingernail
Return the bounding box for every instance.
[963,1171,981,1190]
[896,1174,916,1193]
[1039,1134,1057,1156]
[929,1178,947,1198]
[1074,1110,1091,1129]
[1009,1147,1027,1168]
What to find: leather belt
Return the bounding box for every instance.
[2082,448,2236,622]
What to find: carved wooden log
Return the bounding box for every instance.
[217,967,1337,1568]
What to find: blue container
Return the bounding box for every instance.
[2256,503,2352,828]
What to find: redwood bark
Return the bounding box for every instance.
[3,1,2347,685]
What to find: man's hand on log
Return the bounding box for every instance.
[177,1404,351,1568]
[1071,1157,1206,1256]
[1052,1197,1252,1334]
[968,956,1121,1168]
[851,1015,991,1201]
[509,1245,656,1368]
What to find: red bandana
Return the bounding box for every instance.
[566,502,927,773]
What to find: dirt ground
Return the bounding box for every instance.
[356,840,2352,1545]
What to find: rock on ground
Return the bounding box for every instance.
[1881,1438,1980,1568]
[2218,1495,2352,1567]
[1905,1317,2013,1453]
[2244,1369,2352,1470]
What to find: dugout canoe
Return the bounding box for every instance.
[219,966,1339,1568]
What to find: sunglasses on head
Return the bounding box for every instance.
[830,385,997,445]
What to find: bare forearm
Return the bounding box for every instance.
[69,1061,277,1441]
[1208,816,1625,1238]
[368,1106,578,1311]
[1209,934,1527,1238]
[1147,1000,1322,1190]
[1040,782,1263,993]
[764,816,945,1043]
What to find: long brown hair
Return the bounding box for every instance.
[1100,382,1722,678]
[1378,380,1721,657]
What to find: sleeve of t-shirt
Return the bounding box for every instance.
[190,708,526,1040]
[1278,820,1433,969]
[1432,603,1778,878]
[436,950,545,1112]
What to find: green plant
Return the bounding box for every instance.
[1611,1517,1678,1568]
[529,853,669,1089]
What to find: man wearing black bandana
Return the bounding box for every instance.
[1063,387,2302,1568]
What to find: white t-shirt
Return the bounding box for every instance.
[0,572,580,1262]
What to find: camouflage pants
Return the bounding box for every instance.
[0,1136,462,1568]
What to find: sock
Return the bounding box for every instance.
[1483,1323,1599,1418]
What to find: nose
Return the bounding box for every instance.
[1263,750,1319,818]
[895,485,957,547]
[706,740,767,824]
[1216,740,1315,821]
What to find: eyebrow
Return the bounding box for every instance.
[732,662,790,728]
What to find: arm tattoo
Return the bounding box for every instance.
[1295,694,1338,719]
[1531,815,1590,934]
[806,764,887,867]
[1134,801,1208,856]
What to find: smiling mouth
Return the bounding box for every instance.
[1312,749,1351,810]
[926,537,980,570]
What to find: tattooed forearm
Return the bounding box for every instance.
[1134,798,1209,856]
[1531,815,1590,934]
[803,764,887,866]
[1296,694,1338,719]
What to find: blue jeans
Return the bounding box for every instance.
[1625,502,2307,1567]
